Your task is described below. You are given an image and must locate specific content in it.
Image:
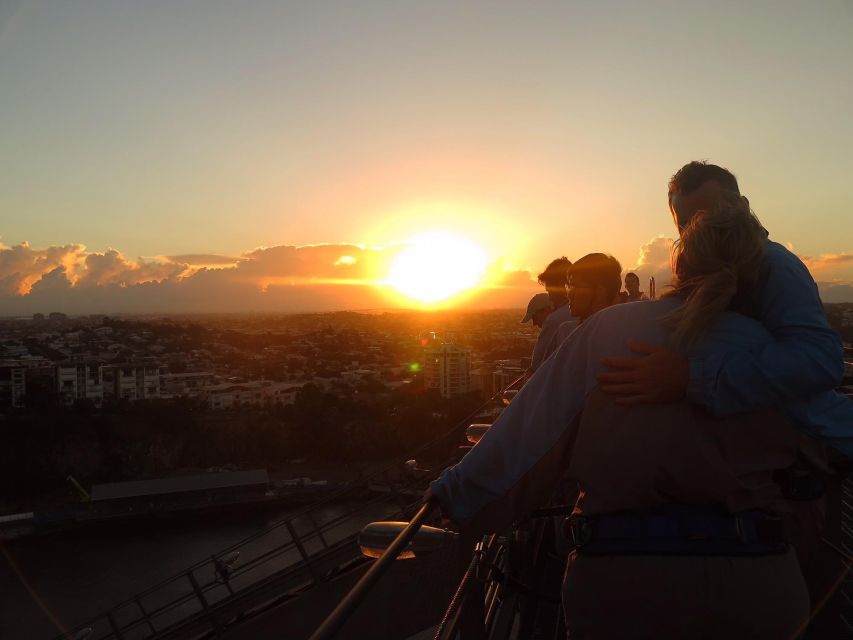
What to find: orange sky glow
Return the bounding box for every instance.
[1,2,852,312]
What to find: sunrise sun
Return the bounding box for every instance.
[386,231,488,303]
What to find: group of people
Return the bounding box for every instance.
[522,255,646,373]
[427,161,853,639]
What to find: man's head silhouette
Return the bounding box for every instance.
[668,161,745,232]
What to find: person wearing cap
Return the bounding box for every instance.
[531,257,574,372]
[521,292,553,329]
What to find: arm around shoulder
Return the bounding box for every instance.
[690,242,843,415]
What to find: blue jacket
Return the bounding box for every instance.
[431,300,853,526]
[688,240,844,415]
[532,302,573,371]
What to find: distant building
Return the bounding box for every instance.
[160,372,214,398]
[265,382,302,406]
[57,362,104,406]
[469,367,493,396]
[207,382,262,409]
[0,363,26,408]
[103,364,161,402]
[492,366,524,396]
[206,381,302,410]
[424,342,471,398]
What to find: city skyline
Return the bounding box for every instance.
[2,1,852,311]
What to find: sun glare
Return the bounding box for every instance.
[386,231,488,304]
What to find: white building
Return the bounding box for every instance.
[103,364,161,402]
[424,343,471,398]
[56,363,104,406]
[265,382,302,406]
[0,363,26,408]
[206,381,302,410]
[160,372,214,398]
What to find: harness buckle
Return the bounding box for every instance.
[565,517,594,548]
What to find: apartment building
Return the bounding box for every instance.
[424,342,471,398]
[0,362,26,408]
[56,362,104,406]
[103,364,161,402]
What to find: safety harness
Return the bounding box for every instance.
[565,504,789,556]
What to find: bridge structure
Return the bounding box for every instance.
[57,374,853,640]
[57,379,524,640]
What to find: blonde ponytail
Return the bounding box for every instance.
[663,194,766,347]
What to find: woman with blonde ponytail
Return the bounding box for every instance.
[430,195,853,638]
[664,192,767,348]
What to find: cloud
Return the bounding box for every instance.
[801,252,853,275]
[816,281,853,304]
[628,235,675,294]
[75,250,188,288]
[0,240,539,314]
[626,238,853,302]
[29,266,72,294]
[235,243,398,282]
[5,237,850,315]
[0,241,84,295]
[0,243,190,297]
[164,254,241,267]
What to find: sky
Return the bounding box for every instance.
[1,0,852,313]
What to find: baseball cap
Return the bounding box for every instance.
[521,293,552,323]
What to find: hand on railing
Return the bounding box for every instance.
[422,487,452,528]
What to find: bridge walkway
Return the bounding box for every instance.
[58,380,521,640]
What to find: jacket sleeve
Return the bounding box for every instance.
[687,242,843,415]
[530,324,553,372]
[429,318,598,534]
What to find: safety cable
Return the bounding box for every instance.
[433,552,480,640]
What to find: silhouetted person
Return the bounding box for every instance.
[540,253,622,363]
[599,160,843,422]
[567,254,623,323]
[520,292,553,329]
[620,271,647,302]
[596,161,850,635]
[531,257,573,371]
[430,195,853,638]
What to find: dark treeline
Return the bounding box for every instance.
[0,384,482,509]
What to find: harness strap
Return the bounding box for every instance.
[566,505,788,557]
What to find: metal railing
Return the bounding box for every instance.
[308,499,438,640]
[308,377,545,640]
[309,499,564,640]
[308,397,853,640]
[59,376,526,640]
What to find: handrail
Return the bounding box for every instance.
[307,498,437,640]
[59,374,526,640]
[307,376,526,640]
